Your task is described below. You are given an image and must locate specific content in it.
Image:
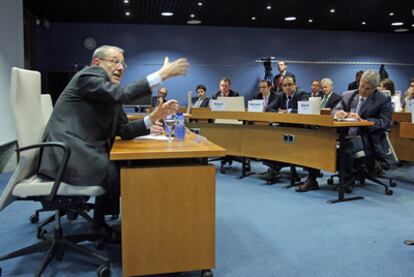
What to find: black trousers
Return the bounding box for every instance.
[93,161,120,226]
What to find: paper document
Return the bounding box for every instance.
[133,134,169,141]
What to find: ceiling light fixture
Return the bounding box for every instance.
[412,24,414,27]
[391,22,404,26]
[394,28,409,32]
[251,17,256,20]
[308,19,313,23]
[389,12,394,16]
[266,6,272,10]
[124,0,129,3]
[125,11,130,16]
[190,14,195,18]
[161,12,174,16]
[187,20,202,25]
[361,21,366,25]
[330,9,335,13]
[285,17,296,21]
[197,2,203,6]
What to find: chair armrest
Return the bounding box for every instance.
[16,142,71,203]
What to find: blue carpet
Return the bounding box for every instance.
[0,162,414,277]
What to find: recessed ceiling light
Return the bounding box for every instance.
[308,19,313,23]
[187,20,202,25]
[389,12,394,16]
[412,24,414,27]
[251,16,256,20]
[266,6,272,10]
[284,17,296,21]
[161,12,174,16]
[394,28,409,32]
[330,9,335,13]
[125,11,130,16]
[197,2,203,6]
[391,22,404,26]
[124,0,129,3]
[361,21,366,25]
[190,14,195,18]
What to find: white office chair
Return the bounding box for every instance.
[0,67,110,277]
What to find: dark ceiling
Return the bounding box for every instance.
[24,0,414,33]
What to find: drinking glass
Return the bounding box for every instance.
[164,114,176,142]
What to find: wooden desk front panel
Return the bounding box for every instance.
[400,122,414,139]
[389,125,414,162]
[187,123,241,156]
[121,165,215,276]
[241,125,337,172]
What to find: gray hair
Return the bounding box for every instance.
[320,78,333,86]
[361,70,380,88]
[91,45,124,64]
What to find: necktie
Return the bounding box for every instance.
[264,96,268,108]
[321,96,328,108]
[276,76,283,91]
[286,96,292,110]
[348,97,365,136]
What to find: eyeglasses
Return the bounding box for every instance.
[259,86,268,89]
[99,58,127,69]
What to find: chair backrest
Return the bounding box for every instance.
[41,94,53,124]
[0,67,45,211]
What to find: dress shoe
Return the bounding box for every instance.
[89,223,121,244]
[295,178,319,192]
[257,169,280,181]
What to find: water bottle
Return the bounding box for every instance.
[175,112,185,140]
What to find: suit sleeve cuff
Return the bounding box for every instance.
[146,72,163,94]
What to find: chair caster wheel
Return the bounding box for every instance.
[327,179,334,185]
[385,189,393,196]
[37,229,48,239]
[30,214,39,224]
[201,269,213,277]
[95,239,105,250]
[220,167,225,174]
[97,265,111,277]
[66,210,79,220]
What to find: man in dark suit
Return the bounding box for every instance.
[258,76,308,182]
[268,76,308,113]
[320,78,342,109]
[251,80,277,112]
[347,70,364,90]
[151,87,168,107]
[296,70,393,192]
[212,77,240,99]
[272,61,296,92]
[309,80,323,98]
[192,84,209,107]
[38,45,190,238]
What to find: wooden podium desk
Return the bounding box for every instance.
[390,112,414,162]
[400,122,414,139]
[110,131,225,277]
[187,109,373,204]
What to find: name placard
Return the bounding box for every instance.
[298,101,312,114]
[209,100,226,111]
[248,100,265,112]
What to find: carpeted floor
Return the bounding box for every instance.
[0,161,413,277]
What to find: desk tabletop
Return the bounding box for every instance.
[188,109,374,128]
[110,130,225,161]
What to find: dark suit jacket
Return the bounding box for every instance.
[268,90,308,113]
[309,91,323,98]
[333,89,393,158]
[212,89,240,99]
[151,96,167,107]
[273,71,296,92]
[192,97,210,108]
[321,92,342,109]
[251,92,277,112]
[348,80,359,90]
[39,66,152,186]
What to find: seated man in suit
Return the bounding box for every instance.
[251,80,277,112]
[320,78,342,109]
[38,45,190,240]
[258,76,308,182]
[309,80,323,98]
[193,84,209,108]
[152,87,168,107]
[272,61,296,92]
[212,77,240,99]
[296,70,393,192]
[402,77,414,109]
[347,70,364,90]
